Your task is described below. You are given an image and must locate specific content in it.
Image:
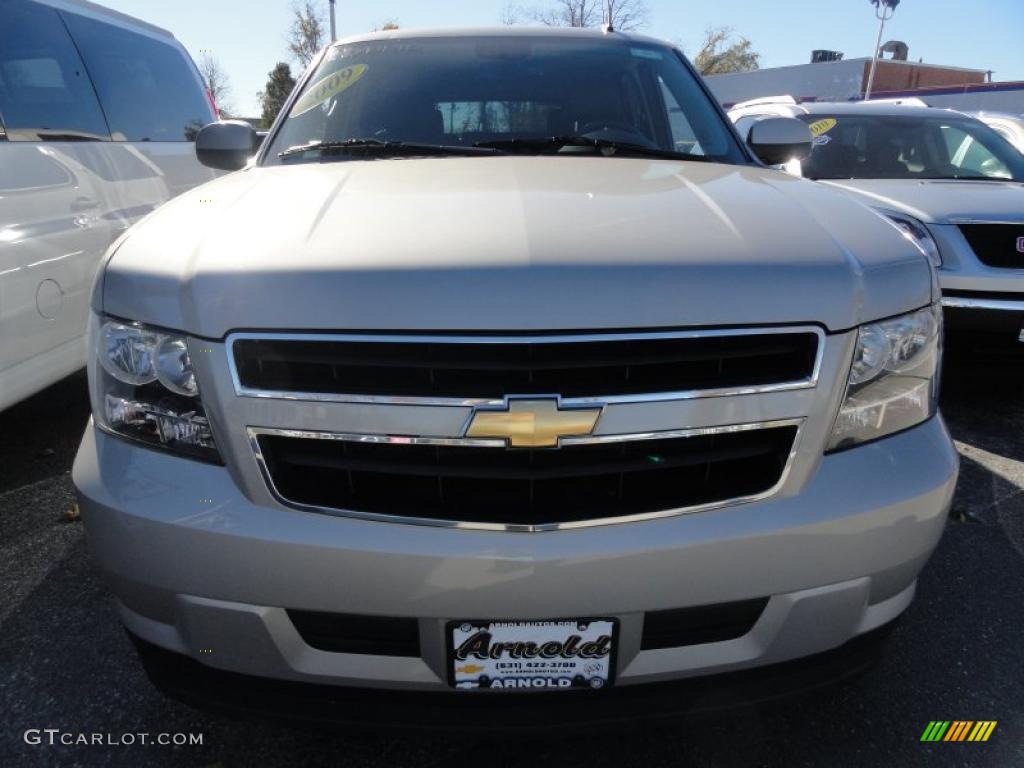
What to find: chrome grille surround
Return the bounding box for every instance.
[228,327,825,531]
[226,326,826,407]
[247,418,806,532]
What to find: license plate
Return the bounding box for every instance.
[448,619,617,691]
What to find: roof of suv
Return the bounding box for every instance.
[35,0,174,37]
[333,26,671,48]
[796,102,964,118]
[970,110,1024,121]
[729,97,973,120]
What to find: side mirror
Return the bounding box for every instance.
[195,120,260,171]
[746,117,813,166]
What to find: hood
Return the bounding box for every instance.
[822,178,1024,225]
[100,157,932,337]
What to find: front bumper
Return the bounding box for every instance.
[128,622,898,727]
[73,416,957,693]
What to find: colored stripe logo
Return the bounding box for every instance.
[921,721,997,742]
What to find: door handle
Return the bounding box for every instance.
[71,196,100,212]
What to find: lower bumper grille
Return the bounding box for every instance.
[285,600,767,658]
[640,598,769,649]
[959,223,1024,269]
[254,424,798,529]
[287,610,420,657]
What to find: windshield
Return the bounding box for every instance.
[264,35,745,165]
[797,113,1024,182]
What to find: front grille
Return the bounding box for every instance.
[255,425,798,528]
[231,331,819,401]
[287,610,420,656]
[959,223,1024,269]
[640,598,769,650]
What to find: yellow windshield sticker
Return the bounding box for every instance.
[291,64,367,117]
[808,118,837,137]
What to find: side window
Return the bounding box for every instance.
[0,0,110,141]
[939,124,967,159]
[939,125,1011,179]
[60,12,214,142]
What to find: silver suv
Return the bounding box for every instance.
[729,98,1024,343]
[73,29,957,712]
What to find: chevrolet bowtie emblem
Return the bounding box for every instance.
[465,399,602,448]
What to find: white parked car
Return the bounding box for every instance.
[0,0,220,411]
[729,98,1024,343]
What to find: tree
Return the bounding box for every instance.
[600,0,647,30]
[197,53,234,118]
[374,20,400,31]
[690,26,760,76]
[522,0,648,30]
[286,1,326,70]
[500,3,522,24]
[258,62,296,128]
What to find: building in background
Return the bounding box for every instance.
[706,48,1024,114]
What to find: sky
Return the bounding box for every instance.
[100,0,1024,117]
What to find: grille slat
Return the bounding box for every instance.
[232,332,819,401]
[959,223,1024,269]
[257,426,798,528]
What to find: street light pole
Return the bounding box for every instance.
[864,0,899,100]
[329,0,337,42]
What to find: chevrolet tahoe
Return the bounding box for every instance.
[72,27,958,718]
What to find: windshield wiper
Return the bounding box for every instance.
[278,138,501,161]
[474,136,712,161]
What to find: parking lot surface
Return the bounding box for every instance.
[1,343,1022,768]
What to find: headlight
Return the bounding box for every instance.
[882,212,942,266]
[827,305,942,452]
[89,315,219,462]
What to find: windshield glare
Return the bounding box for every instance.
[797,114,1024,182]
[265,36,744,163]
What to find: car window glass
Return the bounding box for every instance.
[60,11,214,142]
[940,125,1011,179]
[797,114,1024,181]
[269,37,742,163]
[437,101,561,137]
[0,0,110,141]
[659,76,701,154]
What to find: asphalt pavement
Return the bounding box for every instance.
[0,342,1022,768]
